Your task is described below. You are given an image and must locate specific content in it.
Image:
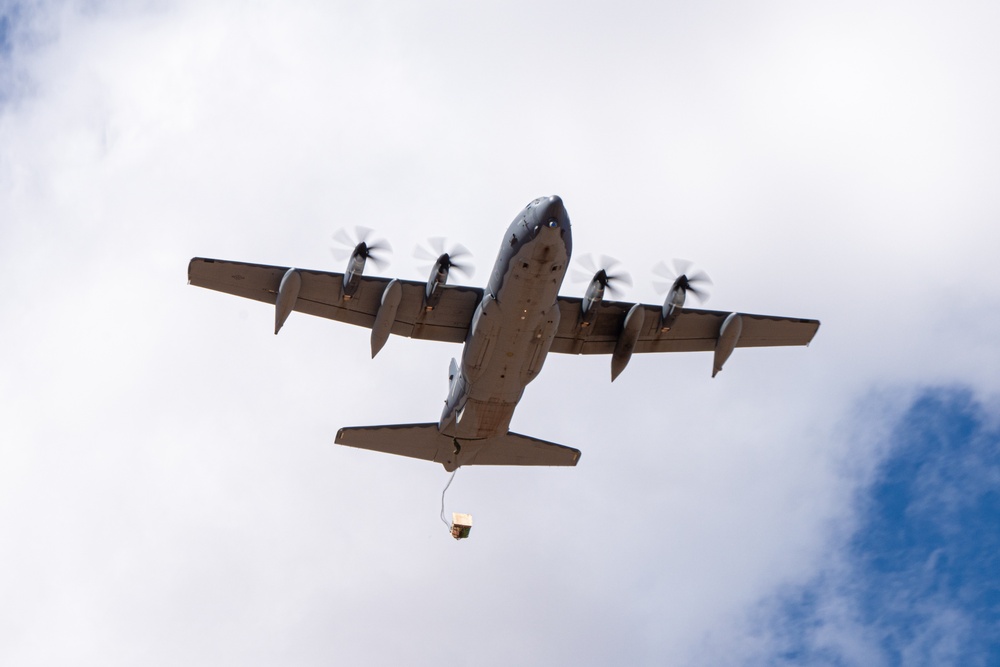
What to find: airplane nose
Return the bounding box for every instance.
[541,195,568,228]
[529,194,573,257]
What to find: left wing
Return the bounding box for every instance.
[187,258,482,343]
[550,296,819,355]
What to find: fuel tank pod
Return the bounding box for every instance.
[370,279,402,358]
[611,304,645,382]
[712,312,743,377]
[274,268,301,334]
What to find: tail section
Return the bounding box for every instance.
[334,423,581,471]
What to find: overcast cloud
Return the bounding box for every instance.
[1,1,998,665]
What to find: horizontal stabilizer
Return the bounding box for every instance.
[334,423,581,471]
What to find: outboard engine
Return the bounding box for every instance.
[342,243,370,298]
[653,260,711,331]
[331,227,391,299]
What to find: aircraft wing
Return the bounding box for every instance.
[187,258,482,344]
[188,258,818,353]
[549,297,819,354]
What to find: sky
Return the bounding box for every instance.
[1,1,998,665]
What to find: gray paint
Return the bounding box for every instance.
[187,195,818,466]
[442,195,572,439]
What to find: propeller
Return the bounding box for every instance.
[652,259,712,303]
[414,237,475,280]
[571,254,633,299]
[331,226,392,272]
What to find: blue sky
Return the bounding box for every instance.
[758,389,1000,666]
[0,5,13,104]
[1,2,998,665]
[0,14,10,56]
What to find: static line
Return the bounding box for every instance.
[439,470,458,529]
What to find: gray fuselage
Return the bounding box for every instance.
[439,196,572,440]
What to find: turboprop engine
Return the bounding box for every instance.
[572,255,632,327]
[659,280,687,331]
[414,238,473,309]
[332,227,391,299]
[653,259,711,331]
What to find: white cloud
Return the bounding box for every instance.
[2,1,999,664]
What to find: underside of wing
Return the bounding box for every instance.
[188,258,482,344]
[550,297,820,355]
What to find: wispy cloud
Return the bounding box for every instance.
[752,388,1000,666]
[1,2,1000,664]
[0,3,19,104]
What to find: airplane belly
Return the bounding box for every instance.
[454,232,567,439]
[451,398,517,439]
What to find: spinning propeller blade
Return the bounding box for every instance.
[414,237,475,279]
[571,254,633,299]
[652,259,712,302]
[331,226,392,271]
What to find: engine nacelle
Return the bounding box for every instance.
[660,284,686,331]
[424,255,451,309]
[341,243,370,299]
[579,273,606,327]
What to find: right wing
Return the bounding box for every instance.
[550,297,820,355]
[187,258,482,344]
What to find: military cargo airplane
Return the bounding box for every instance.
[188,195,819,471]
